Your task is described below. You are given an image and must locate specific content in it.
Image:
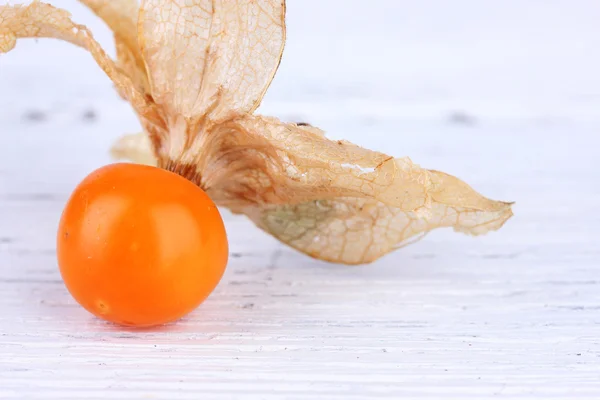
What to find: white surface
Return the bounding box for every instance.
[1,1,599,399]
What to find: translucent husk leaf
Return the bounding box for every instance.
[77,0,139,52]
[138,0,286,122]
[77,0,150,93]
[0,1,160,126]
[246,197,512,265]
[225,117,512,264]
[2,1,513,265]
[114,35,149,94]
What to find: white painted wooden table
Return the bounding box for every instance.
[1,1,599,398]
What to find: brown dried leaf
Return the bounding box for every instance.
[138,0,285,121]
[114,35,149,94]
[247,197,512,264]
[209,116,435,209]
[1,2,89,50]
[0,1,160,126]
[77,0,150,93]
[77,0,138,50]
[195,115,513,264]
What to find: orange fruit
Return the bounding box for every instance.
[56,163,228,327]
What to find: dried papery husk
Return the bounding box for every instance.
[158,116,513,264]
[0,0,513,265]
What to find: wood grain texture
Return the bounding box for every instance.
[1,1,599,398]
